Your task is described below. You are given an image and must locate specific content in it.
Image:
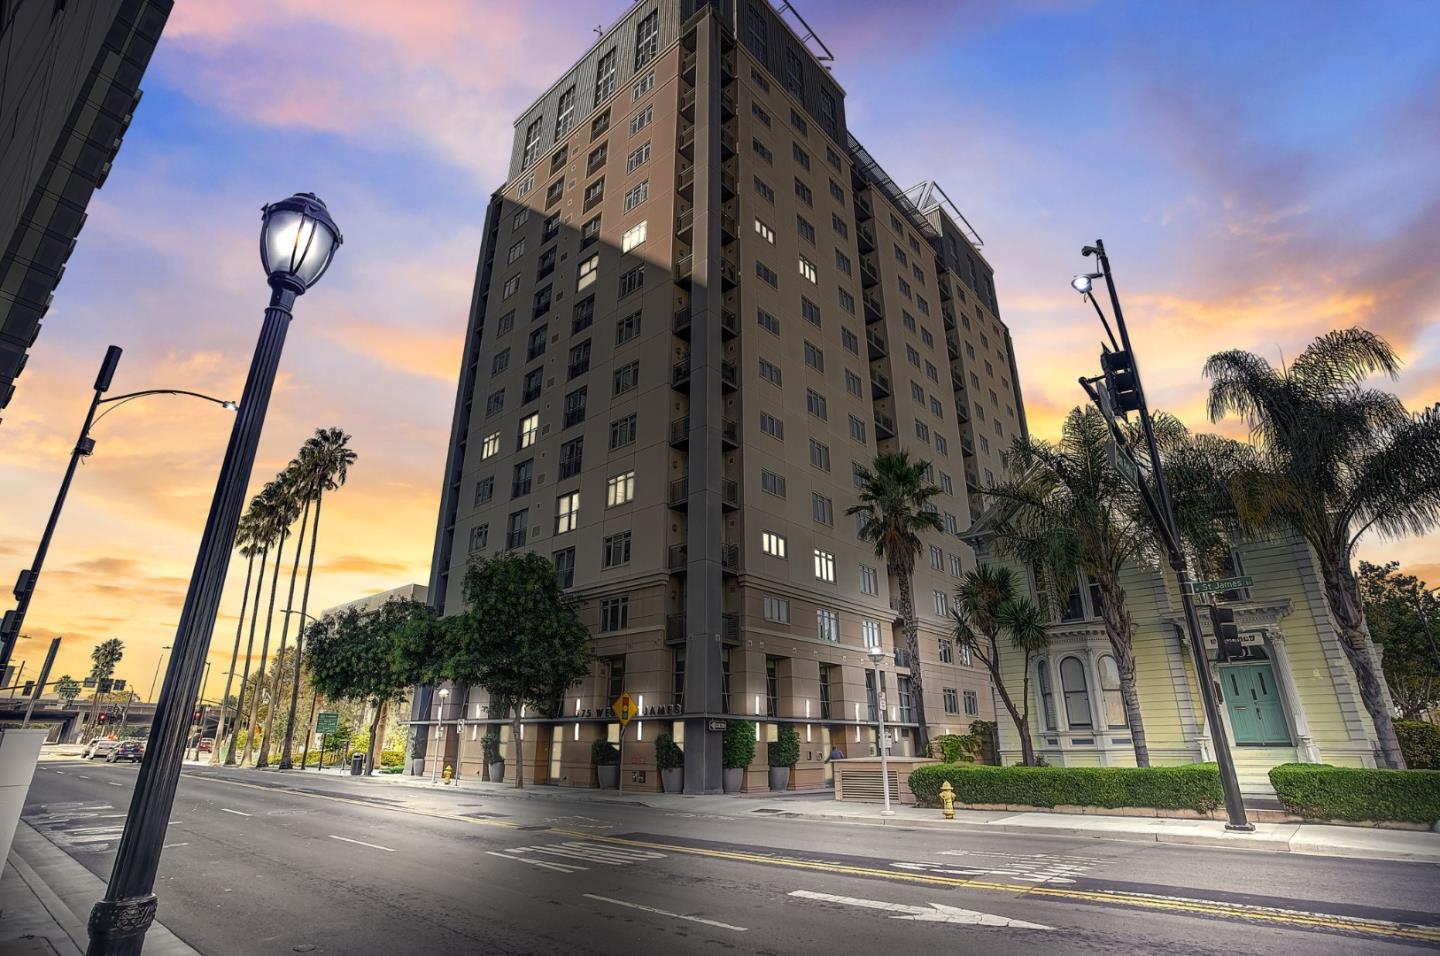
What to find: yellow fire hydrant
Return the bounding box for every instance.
[442,764,454,785]
[940,780,956,820]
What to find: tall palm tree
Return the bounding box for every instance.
[257,455,313,769]
[213,511,260,764]
[1205,328,1440,769]
[986,407,1155,766]
[86,638,124,735]
[242,470,301,764]
[225,489,275,765]
[952,565,1050,766]
[280,427,356,768]
[848,451,944,752]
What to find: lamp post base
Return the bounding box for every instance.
[1224,822,1257,833]
[880,809,896,817]
[86,895,156,956]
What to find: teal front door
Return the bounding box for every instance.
[1223,663,1292,746]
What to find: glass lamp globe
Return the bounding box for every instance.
[260,192,342,292]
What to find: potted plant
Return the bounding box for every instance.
[481,733,504,783]
[655,733,684,793]
[593,738,620,789]
[768,724,800,791]
[722,720,755,793]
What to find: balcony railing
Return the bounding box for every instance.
[669,478,689,509]
[676,207,694,237]
[672,358,692,389]
[721,478,738,509]
[869,369,891,397]
[874,412,896,439]
[720,359,738,390]
[866,330,888,360]
[669,416,689,446]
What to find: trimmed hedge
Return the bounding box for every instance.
[909,763,1223,813]
[1396,720,1440,770]
[1269,763,1440,823]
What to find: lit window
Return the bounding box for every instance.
[481,432,501,459]
[621,221,647,253]
[814,548,835,582]
[606,471,635,507]
[862,619,881,648]
[798,256,817,284]
[555,492,580,534]
[577,254,599,290]
[518,413,539,449]
[754,218,776,244]
[762,531,787,558]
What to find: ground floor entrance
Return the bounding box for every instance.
[1222,661,1292,747]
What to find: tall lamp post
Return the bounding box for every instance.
[866,649,894,817]
[431,688,450,784]
[146,647,171,703]
[87,193,341,955]
[1071,239,1251,833]
[0,359,236,678]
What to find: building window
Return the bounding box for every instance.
[1097,655,1128,729]
[835,250,851,275]
[763,594,790,623]
[485,388,505,417]
[808,438,830,471]
[859,565,878,595]
[828,179,844,203]
[784,47,804,97]
[848,414,866,444]
[558,437,583,478]
[747,3,768,59]
[503,275,520,299]
[606,471,635,507]
[609,413,637,449]
[939,639,954,664]
[805,388,827,420]
[497,310,515,335]
[619,264,645,296]
[605,654,627,701]
[752,102,771,127]
[754,176,775,202]
[563,387,587,428]
[553,547,575,588]
[819,665,833,719]
[600,597,629,632]
[527,325,547,361]
[615,310,641,345]
[672,647,686,705]
[897,677,913,723]
[575,255,599,294]
[930,545,944,570]
[521,116,543,170]
[474,476,494,505]
[507,239,527,265]
[511,459,534,498]
[554,492,580,534]
[842,327,859,354]
[817,608,839,643]
[760,412,784,439]
[580,215,600,247]
[797,214,815,244]
[803,340,824,371]
[798,255,817,284]
[861,619,881,649]
[794,178,813,206]
[790,109,808,134]
[573,296,595,333]
[759,357,783,385]
[845,370,863,397]
[612,360,639,396]
[753,138,774,163]
[949,554,963,577]
[623,180,649,212]
[632,70,655,100]
[963,690,979,716]
[765,656,780,717]
[812,493,833,526]
[481,432,501,459]
[762,531,787,558]
[1037,660,1057,731]
[582,177,604,212]
[629,105,653,135]
[814,548,835,583]
[1060,656,1093,730]
[761,469,786,497]
[757,308,780,335]
[620,220,647,253]
[594,47,617,102]
[634,10,658,67]
[505,509,528,550]
[756,260,779,287]
[943,687,959,715]
[754,218,776,244]
[933,590,948,616]
[469,524,489,552]
[603,531,632,568]
[838,288,855,314]
[554,85,576,139]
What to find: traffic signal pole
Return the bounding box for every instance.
[1080,240,1252,832]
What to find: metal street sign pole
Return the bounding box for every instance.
[22,637,60,728]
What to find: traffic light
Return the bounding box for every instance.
[21,680,33,697]
[97,713,109,725]
[1210,605,1244,661]
[1100,348,1142,415]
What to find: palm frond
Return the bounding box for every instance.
[1290,327,1401,391]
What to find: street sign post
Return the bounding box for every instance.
[1108,440,1140,489]
[315,711,339,734]
[612,693,635,795]
[1188,576,1254,595]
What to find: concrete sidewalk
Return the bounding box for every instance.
[2,822,198,956]
[225,765,1440,865]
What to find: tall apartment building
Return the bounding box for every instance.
[418,1,1028,793]
[0,0,172,416]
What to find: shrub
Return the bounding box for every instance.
[379,749,405,768]
[909,763,1223,813]
[1269,763,1440,823]
[723,719,756,769]
[968,720,998,764]
[655,733,683,770]
[930,733,980,764]
[768,725,800,768]
[1395,720,1440,770]
[592,739,620,766]
[481,734,502,764]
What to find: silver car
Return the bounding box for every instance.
[84,738,119,760]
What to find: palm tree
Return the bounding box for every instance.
[280,427,356,768]
[257,455,313,769]
[1205,328,1440,769]
[213,510,260,764]
[242,472,301,765]
[986,407,1155,765]
[225,490,275,765]
[86,638,124,735]
[952,565,1049,766]
[848,451,944,752]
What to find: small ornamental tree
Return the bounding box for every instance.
[768,724,800,769]
[54,675,82,709]
[723,719,756,769]
[447,552,591,788]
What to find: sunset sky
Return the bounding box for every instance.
[2,0,1437,699]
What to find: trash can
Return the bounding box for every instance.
[350,753,364,776]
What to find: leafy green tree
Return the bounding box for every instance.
[951,564,1050,766]
[1205,328,1440,768]
[54,674,81,709]
[848,451,944,752]
[987,408,1154,765]
[1358,561,1440,719]
[87,638,124,733]
[446,553,591,788]
[306,598,434,774]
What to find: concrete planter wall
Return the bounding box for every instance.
[488,760,505,783]
[661,768,683,793]
[597,764,620,789]
[769,766,791,791]
[723,767,743,792]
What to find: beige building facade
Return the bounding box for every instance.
[417,1,1028,792]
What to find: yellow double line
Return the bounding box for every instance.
[552,829,1440,944]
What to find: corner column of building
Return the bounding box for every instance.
[681,10,726,794]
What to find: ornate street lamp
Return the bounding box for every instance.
[87,194,341,955]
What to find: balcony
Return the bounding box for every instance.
[678,122,695,160]
[677,164,695,199]
[859,256,880,288]
[854,191,873,221]
[720,89,736,118]
[863,293,884,325]
[720,204,737,242]
[558,454,582,479]
[721,478,738,510]
[720,52,736,81]
[942,306,956,331]
[673,307,692,338]
[676,207,694,240]
[961,436,976,458]
[869,368,891,398]
[669,478,689,510]
[681,50,696,82]
[672,358,692,390]
[674,252,693,282]
[669,545,688,573]
[720,166,737,198]
[720,359,738,391]
[874,412,897,440]
[669,416,689,447]
[947,334,960,361]
[857,221,876,254]
[719,259,738,288]
[720,127,737,158]
[720,308,738,338]
[866,330,888,360]
[666,608,739,643]
[721,416,739,447]
[679,86,696,120]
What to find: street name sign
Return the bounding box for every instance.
[1189,576,1254,595]
[612,692,636,726]
[315,711,339,734]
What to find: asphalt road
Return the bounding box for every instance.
[22,759,1440,955]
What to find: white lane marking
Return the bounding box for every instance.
[54,770,65,774]
[328,835,395,853]
[220,808,251,817]
[107,781,123,787]
[163,842,189,849]
[486,850,582,873]
[78,775,90,779]
[788,890,1052,929]
[584,894,748,932]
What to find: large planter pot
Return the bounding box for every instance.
[661,768,683,793]
[723,767,743,793]
[487,761,505,783]
[597,764,620,789]
[769,766,791,792]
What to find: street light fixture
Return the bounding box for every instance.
[431,688,451,784]
[1071,273,1099,295]
[866,648,895,817]
[88,193,341,956]
[146,647,172,704]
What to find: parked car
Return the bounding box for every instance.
[197,737,214,753]
[106,741,145,763]
[84,738,119,760]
